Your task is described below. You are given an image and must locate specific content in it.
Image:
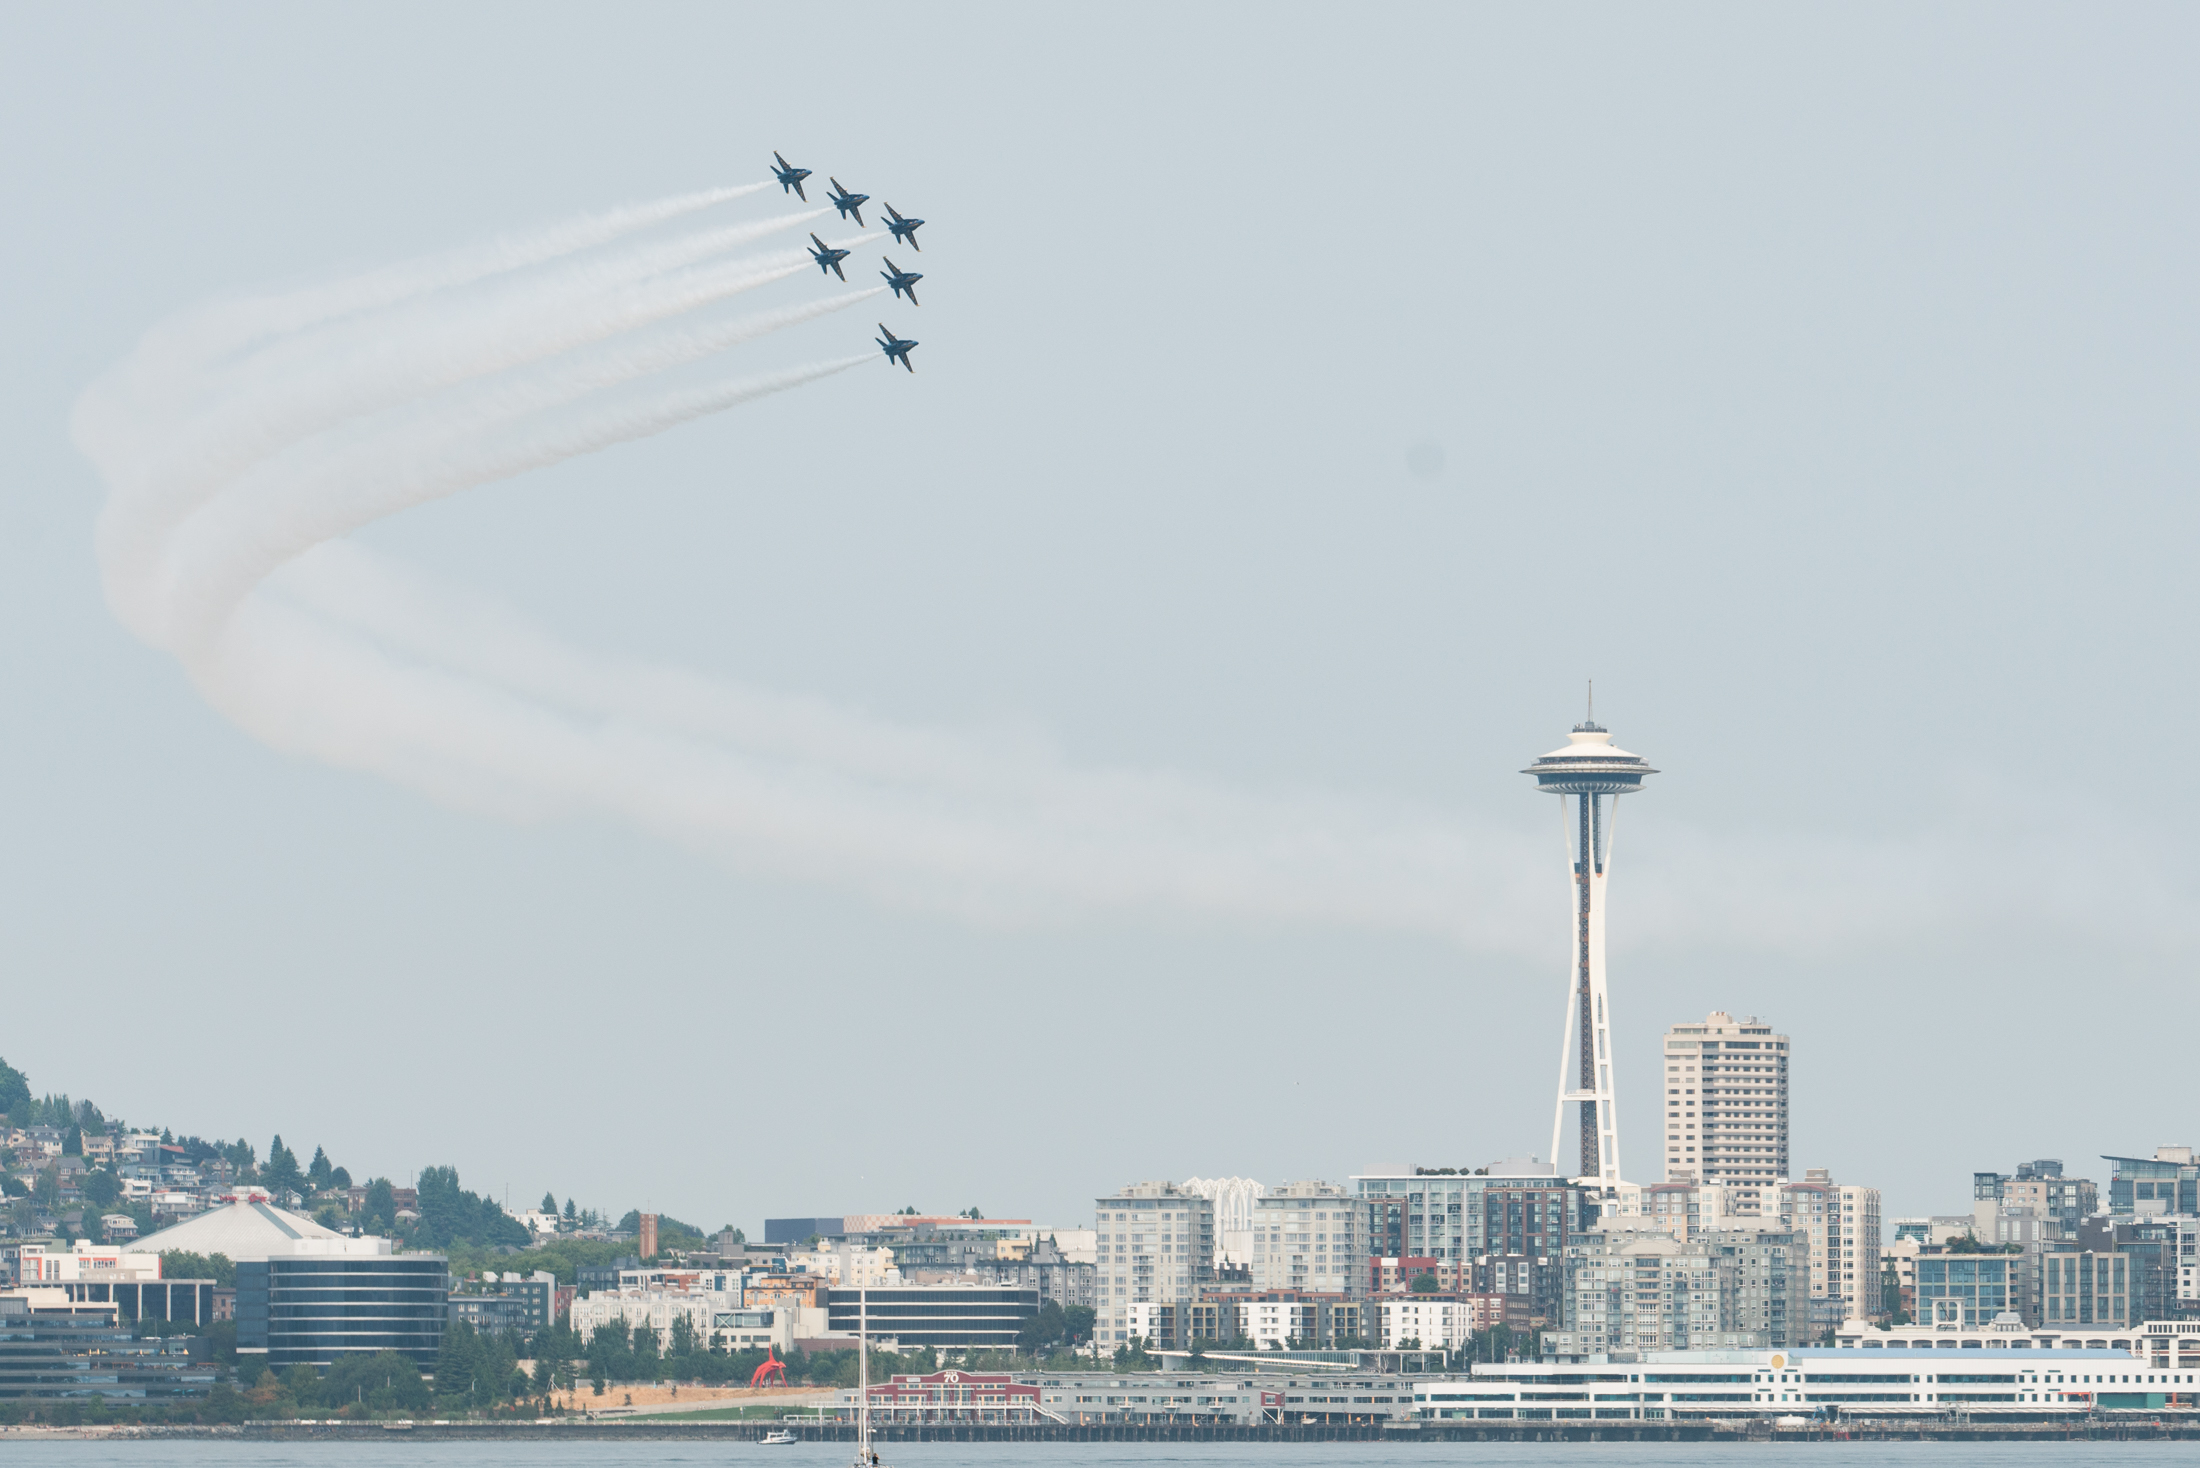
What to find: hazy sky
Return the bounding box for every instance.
[3,4,2195,1233]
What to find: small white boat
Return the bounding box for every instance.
[761,1430,798,1445]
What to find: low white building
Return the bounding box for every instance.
[571,1287,764,1348]
[1835,1305,2194,1356]
[11,1241,162,1284]
[1375,1296,1478,1350]
[1416,1342,2172,1420]
[788,1243,901,1287]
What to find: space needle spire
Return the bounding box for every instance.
[1523,700,1657,1186]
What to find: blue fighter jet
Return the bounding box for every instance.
[826,178,869,226]
[771,152,811,201]
[880,257,922,306]
[876,324,918,373]
[809,234,852,281]
[882,203,925,251]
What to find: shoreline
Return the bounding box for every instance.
[7,1420,2200,1444]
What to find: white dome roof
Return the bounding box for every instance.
[128,1199,390,1263]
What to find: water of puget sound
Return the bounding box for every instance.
[2,1443,2191,1468]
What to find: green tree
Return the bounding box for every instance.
[323,1350,430,1413]
[0,1057,28,1116]
[328,1165,352,1190]
[161,1251,237,1286]
[361,1178,398,1233]
[306,1146,335,1192]
[33,1163,59,1206]
[1410,1272,1442,1293]
[222,1138,257,1179]
[1017,1300,1066,1352]
[668,1314,697,1359]
[435,1320,481,1406]
[1062,1304,1096,1343]
[81,1168,122,1210]
[262,1136,305,1200]
[563,1198,577,1223]
[541,1191,558,1214]
[283,1364,321,1409]
[614,1209,708,1250]
[416,1165,529,1248]
[587,1318,633,1383]
[201,1382,247,1423]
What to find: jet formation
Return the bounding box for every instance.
[826,178,869,227]
[807,233,851,281]
[880,258,922,306]
[883,203,924,251]
[876,324,918,373]
[776,152,923,373]
[771,152,811,201]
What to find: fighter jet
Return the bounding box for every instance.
[826,178,869,227]
[880,257,923,307]
[771,152,811,201]
[809,233,851,281]
[876,324,918,373]
[882,203,925,251]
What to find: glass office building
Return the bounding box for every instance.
[1914,1255,2014,1327]
[2105,1152,2200,1218]
[236,1254,448,1369]
[824,1286,1038,1349]
[0,1306,220,1401]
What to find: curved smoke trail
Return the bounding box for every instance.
[70,184,1548,947]
[73,185,2140,959]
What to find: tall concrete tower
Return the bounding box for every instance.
[1524,714,1657,1185]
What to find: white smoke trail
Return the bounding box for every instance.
[72,188,2177,959]
[90,217,833,630]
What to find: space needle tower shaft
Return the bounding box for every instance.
[1523,706,1657,1185]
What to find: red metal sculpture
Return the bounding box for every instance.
[750,1344,789,1388]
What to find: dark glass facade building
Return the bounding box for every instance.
[236,1254,448,1369]
[824,1287,1038,1349]
[0,1310,219,1401]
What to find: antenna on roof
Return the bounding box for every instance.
[1587,679,1593,724]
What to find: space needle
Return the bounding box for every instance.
[1524,702,1657,1187]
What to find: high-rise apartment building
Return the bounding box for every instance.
[1355,1162,1589,1325]
[1975,1159,2099,1229]
[1551,1219,1810,1357]
[1776,1169,1882,1332]
[1248,1181,1365,1296]
[1092,1181,1214,1346]
[1661,1011,1789,1215]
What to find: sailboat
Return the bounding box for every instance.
[851,1284,885,1468]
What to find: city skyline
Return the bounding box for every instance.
[3,6,2196,1231]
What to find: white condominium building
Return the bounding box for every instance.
[1777,1170,1882,1327]
[1094,1181,1214,1344]
[1662,1011,1790,1215]
[1251,1180,1366,1297]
